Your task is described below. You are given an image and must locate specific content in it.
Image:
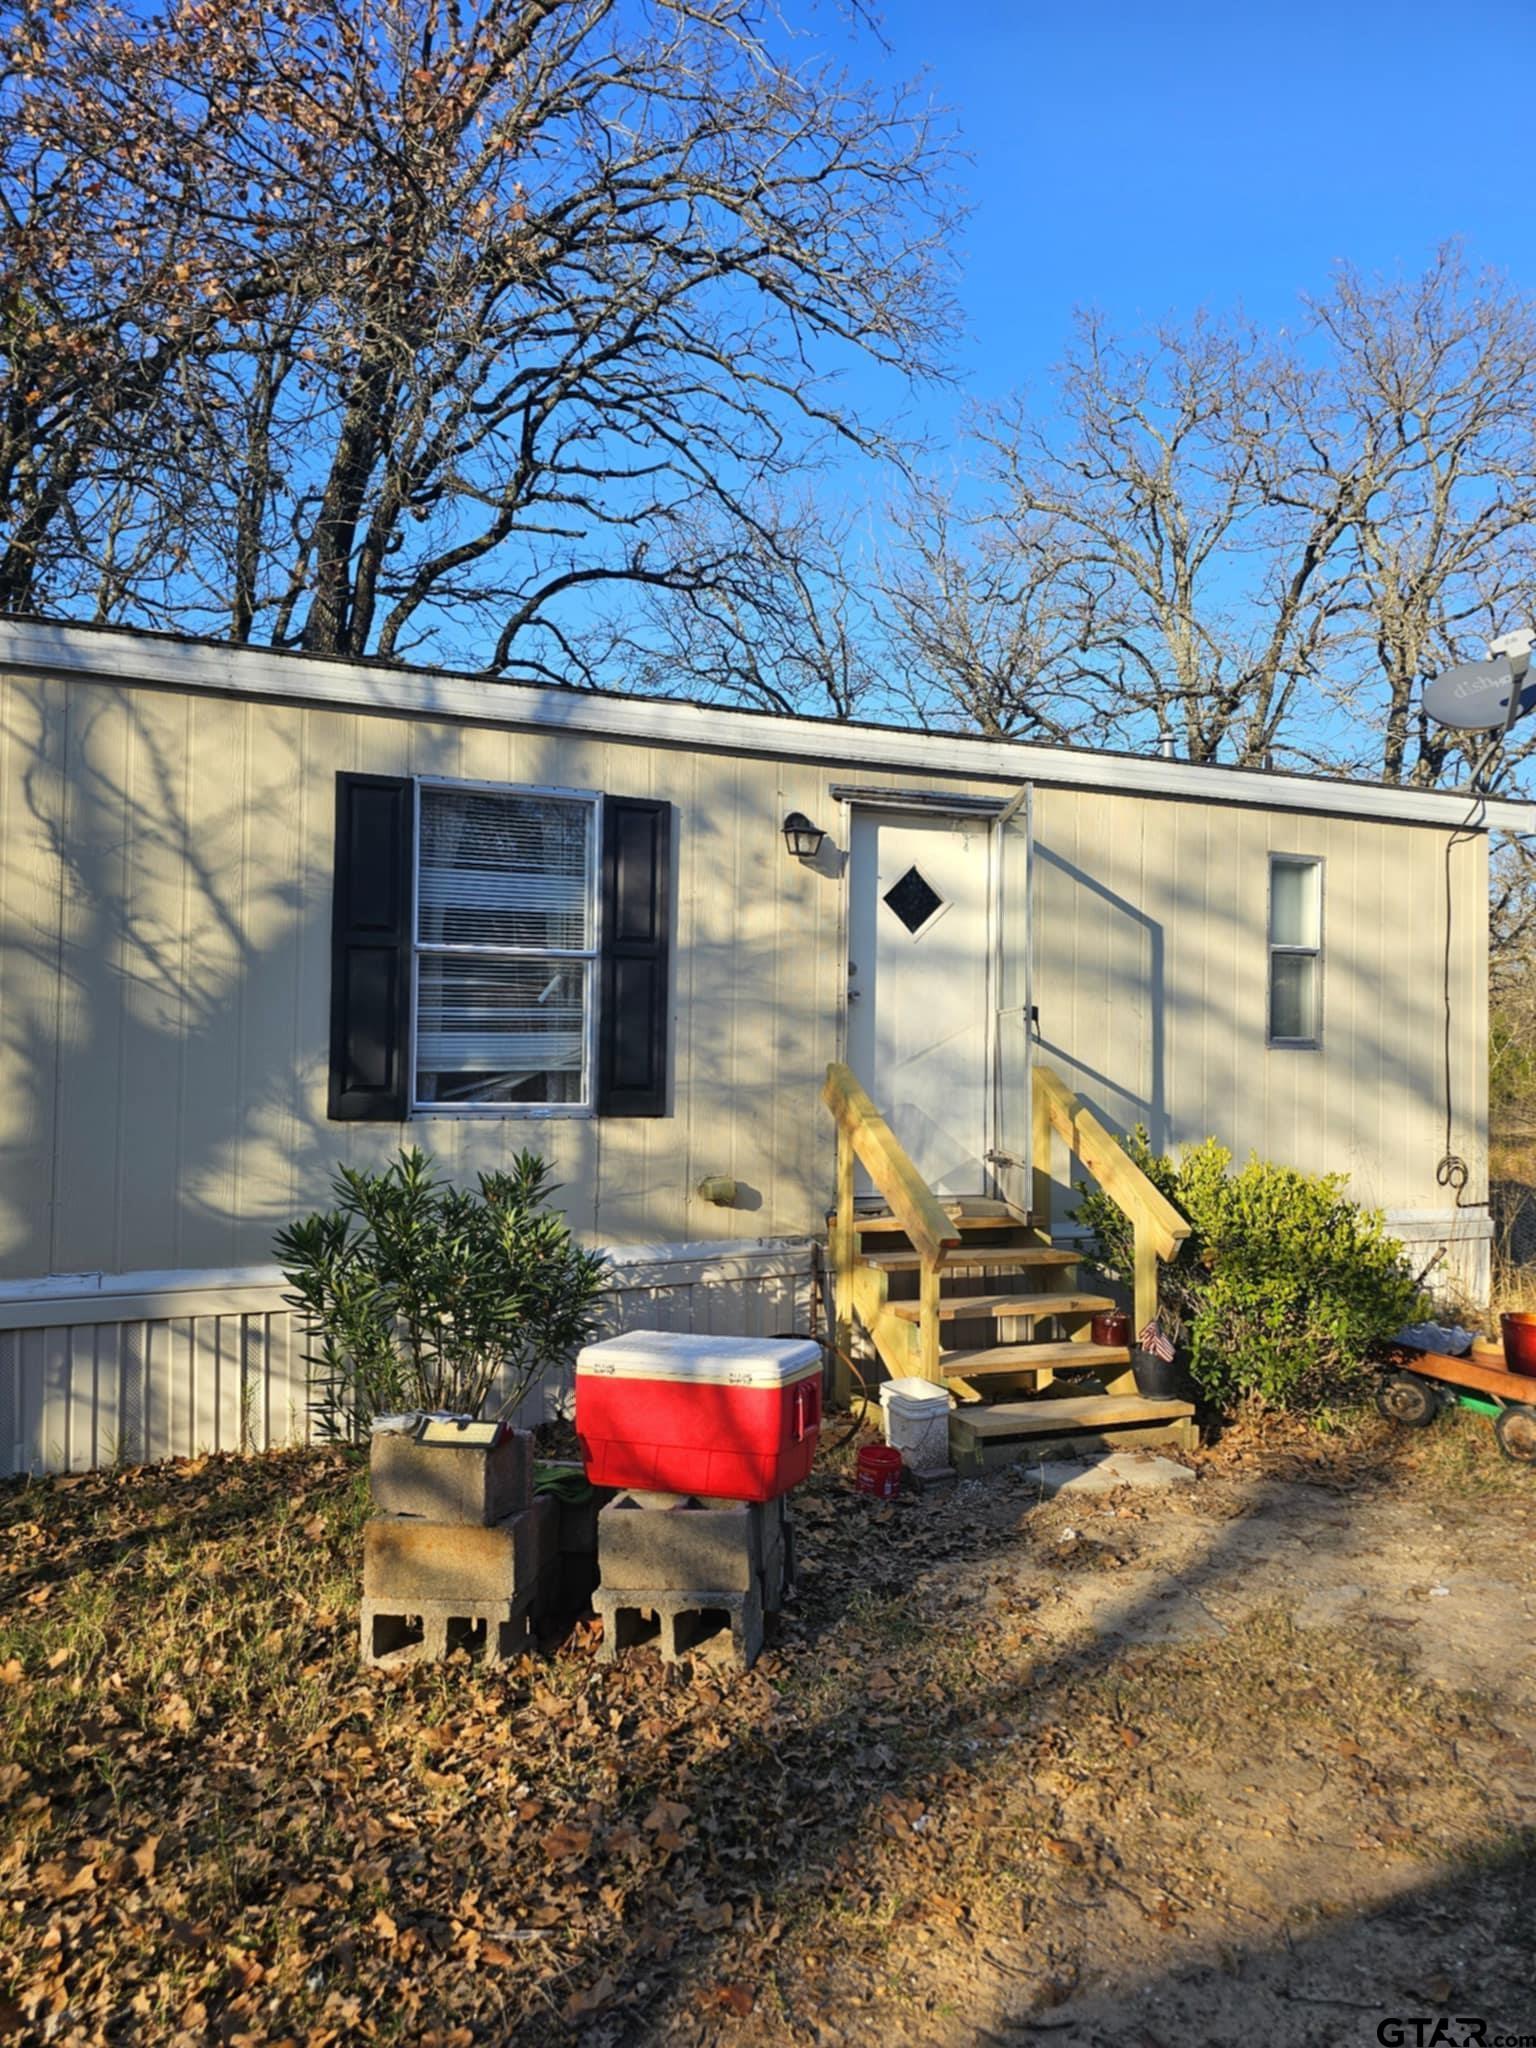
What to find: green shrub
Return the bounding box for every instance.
[1072,1131,1424,1413]
[276,1147,608,1440]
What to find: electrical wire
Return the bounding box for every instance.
[1437,738,1499,1209]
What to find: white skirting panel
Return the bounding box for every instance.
[0,1239,819,1479]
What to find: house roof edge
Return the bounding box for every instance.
[2,616,1531,835]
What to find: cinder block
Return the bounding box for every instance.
[591,1583,765,1671]
[363,1497,555,1605]
[369,1428,533,1525]
[360,1595,535,1669]
[599,1493,764,1593]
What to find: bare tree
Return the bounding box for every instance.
[887,252,1536,785]
[1,0,957,674]
[1311,253,1536,787]
[878,485,1086,743]
[584,497,882,718]
[928,310,1356,765]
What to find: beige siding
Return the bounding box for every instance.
[1030,787,1489,1222]
[0,664,1492,1296]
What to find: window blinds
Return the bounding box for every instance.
[415,788,595,1105]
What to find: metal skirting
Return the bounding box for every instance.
[0,1239,818,1478]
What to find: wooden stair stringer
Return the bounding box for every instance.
[848,1262,925,1384]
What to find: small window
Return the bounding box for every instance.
[413,782,598,1109]
[883,864,945,936]
[1268,855,1322,1047]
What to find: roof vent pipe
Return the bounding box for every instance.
[1159,735,1176,760]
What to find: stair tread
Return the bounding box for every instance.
[950,1393,1194,1437]
[854,1206,1031,1232]
[859,1246,1078,1273]
[941,1341,1131,1377]
[890,1290,1115,1324]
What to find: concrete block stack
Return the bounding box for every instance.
[591,1490,795,1671]
[360,1421,555,1668]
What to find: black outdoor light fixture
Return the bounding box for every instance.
[781,810,826,859]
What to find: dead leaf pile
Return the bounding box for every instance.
[1,1424,1530,2047]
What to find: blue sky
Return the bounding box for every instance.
[842,0,1536,431]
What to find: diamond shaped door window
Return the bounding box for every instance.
[883,864,945,935]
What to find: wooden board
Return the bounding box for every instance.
[822,1063,962,1267]
[950,1393,1193,1438]
[860,1246,1078,1274]
[1401,1348,1536,1405]
[891,1290,1113,1324]
[941,1341,1130,1380]
[1033,1065,1190,1262]
[953,1419,1198,1473]
[854,1210,1027,1234]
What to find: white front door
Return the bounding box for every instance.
[846,811,993,1196]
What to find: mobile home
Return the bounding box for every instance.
[0,620,1523,1474]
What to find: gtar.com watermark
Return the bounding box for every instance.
[1377,2023,1536,2047]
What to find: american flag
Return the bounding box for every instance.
[1138,1321,1175,1361]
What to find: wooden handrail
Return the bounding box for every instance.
[822,1061,960,1387]
[822,1063,961,1269]
[1032,1062,1191,1339]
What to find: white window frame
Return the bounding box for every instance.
[1267,853,1324,1050]
[410,775,603,1118]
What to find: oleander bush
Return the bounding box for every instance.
[276,1147,608,1439]
[1073,1132,1425,1413]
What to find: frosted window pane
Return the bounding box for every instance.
[1271,860,1319,948]
[419,788,591,949]
[1269,952,1318,1042]
[416,957,587,1104]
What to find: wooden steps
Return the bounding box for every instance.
[842,1182,1138,1409]
[939,1340,1130,1381]
[890,1290,1114,1325]
[950,1394,1197,1474]
[859,1246,1079,1275]
[824,1062,1195,1462]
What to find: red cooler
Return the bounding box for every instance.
[575,1332,823,1501]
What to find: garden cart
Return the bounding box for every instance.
[1376,1346,1536,1465]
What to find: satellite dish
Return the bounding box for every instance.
[1423,631,1536,734]
[1422,656,1536,732]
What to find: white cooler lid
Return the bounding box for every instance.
[577,1331,822,1386]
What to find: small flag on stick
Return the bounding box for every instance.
[1138,1321,1175,1361]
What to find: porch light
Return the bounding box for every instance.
[781,810,826,859]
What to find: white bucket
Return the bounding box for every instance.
[879,1375,953,1474]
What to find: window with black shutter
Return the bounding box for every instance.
[327,776,671,1119]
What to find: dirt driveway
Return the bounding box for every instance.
[871,1432,1536,2048]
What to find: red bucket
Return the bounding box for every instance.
[1091,1309,1131,1348]
[856,1444,903,1500]
[1501,1313,1536,1378]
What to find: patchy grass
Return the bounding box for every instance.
[1,1422,1533,2047]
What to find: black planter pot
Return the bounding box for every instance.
[1131,1346,1194,1402]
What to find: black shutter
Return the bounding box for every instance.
[328,773,413,1121]
[598,796,672,1116]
